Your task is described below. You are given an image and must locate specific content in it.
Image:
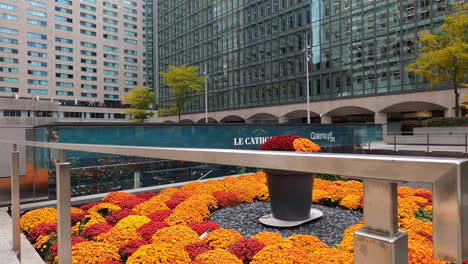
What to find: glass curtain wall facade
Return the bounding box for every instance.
[157,0,455,115]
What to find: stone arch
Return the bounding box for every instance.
[247,113,278,124]
[324,106,375,124]
[196,117,218,123]
[219,115,245,123]
[282,110,320,123]
[379,101,447,113]
[180,119,195,124]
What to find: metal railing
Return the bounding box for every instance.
[3,139,468,264]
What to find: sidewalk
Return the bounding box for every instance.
[0,207,44,264]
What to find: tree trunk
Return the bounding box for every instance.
[454,83,460,117]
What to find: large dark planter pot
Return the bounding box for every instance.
[260,169,323,227]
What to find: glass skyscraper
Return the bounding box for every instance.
[157,0,460,118]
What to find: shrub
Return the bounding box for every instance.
[184,242,213,261]
[228,238,265,264]
[427,117,468,127]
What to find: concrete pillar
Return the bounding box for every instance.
[444,107,455,117]
[278,116,289,124]
[321,115,332,124]
[374,112,388,136]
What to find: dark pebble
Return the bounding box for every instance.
[209,202,362,246]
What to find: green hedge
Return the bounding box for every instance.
[427,117,468,127]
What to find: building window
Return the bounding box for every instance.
[0,27,18,35]
[55,73,73,78]
[81,84,97,89]
[55,0,72,5]
[28,51,47,58]
[104,86,118,91]
[28,0,47,8]
[104,78,119,83]
[103,10,117,16]
[27,18,47,26]
[81,92,97,98]
[80,50,97,56]
[81,67,97,73]
[103,2,117,8]
[56,55,73,61]
[27,60,46,66]
[28,88,48,94]
[55,46,73,53]
[56,91,73,96]
[27,9,47,17]
[80,59,97,64]
[104,94,119,99]
[124,38,138,45]
[81,75,97,81]
[80,41,96,48]
[0,13,18,21]
[124,0,137,7]
[80,29,96,36]
[3,110,21,116]
[0,37,18,44]
[0,47,18,54]
[0,87,19,93]
[27,70,47,76]
[104,70,118,75]
[80,12,96,20]
[56,82,73,87]
[80,21,96,28]
[27,41,47,49]
[0,67,18,73]
[103,46,118,52]
[80,4,96,11]
[103,33,118,40]
[55,6,72,14]
[55,15,72,23]
[56,64,73,70]
[103,17,118,24]
[0,3,18,11]
[0,77,19,83]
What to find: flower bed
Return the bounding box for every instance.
[20,172,450,264]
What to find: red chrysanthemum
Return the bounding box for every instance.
[105,208,136,225]
[117,197,146,209]
[50,237,88,257]
[119,239,149,261]
[147,210,173,222]
[188,221,220,236]
[27,223,57,243]
[80,201,102,212]
[228,238,266,264]
[136,221,169,240]
[71,212,87,225]
[259,135,299,151]
[185,242,213,261]
[82,223,113,240]
[165,198,186,209]
[135,192,156,200]
[213,191,241,208]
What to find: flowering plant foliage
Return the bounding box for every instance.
[147,209,173,222]
[151,225,200,248]
[117,197,146,209]
[135,191,156,200]
[193,248,243,264]
[184,242,213,261]
[102,192,136,205]
[21,171,445,264]
[202,228,244,250]
[20,208,57,233]
[259,135,320,152]
[119,239,148,261]
[82,223,112,240]
[104,208,136,225]
[126,243,191,264]
[188,220,220,236]
[71,241,120,264]
[228,238,265,264]
[136,220,169,240]
[27,223,57,243]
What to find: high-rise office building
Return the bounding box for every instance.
[0,0,152,123]
[157,0,466,126]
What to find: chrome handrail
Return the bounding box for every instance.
[2,139,467,264]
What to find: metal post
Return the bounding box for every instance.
[56,163,71,264]
[465,132,467,158]
[426,133,430,153]
[204,61,208,124]
[134,172,141,189]
[303,46,311,124]
[393,132,396,151]
[59,149,66,163]
[11,144,20,261]
[354,180,408,264]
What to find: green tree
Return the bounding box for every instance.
[160,65,205,122]
[406,4,468,117]
[123,86,156,122]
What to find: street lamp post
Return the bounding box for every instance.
[203,61,208,124]
[303,46,311,124]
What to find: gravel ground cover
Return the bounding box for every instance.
[209,201,363,246]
